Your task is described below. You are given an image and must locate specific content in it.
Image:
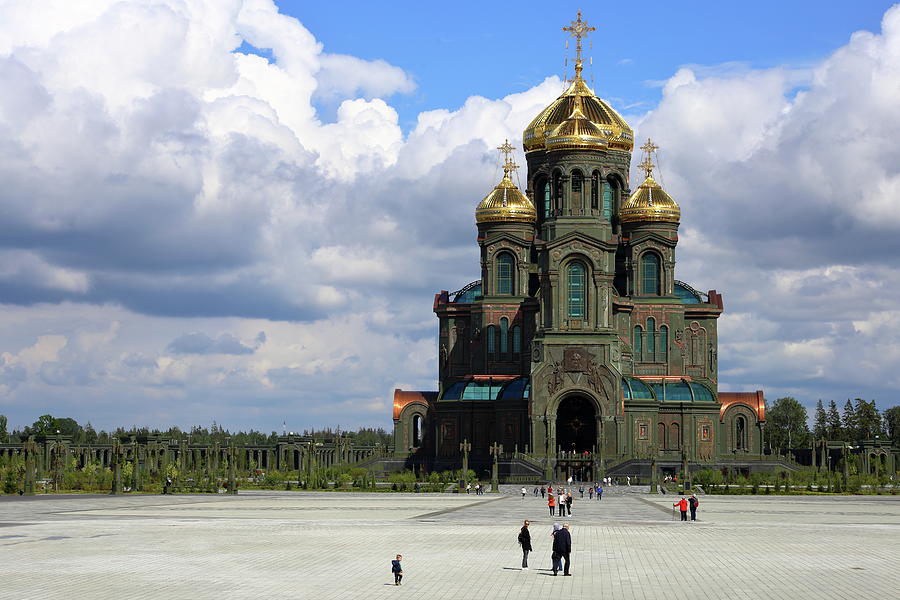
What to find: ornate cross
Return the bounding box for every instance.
[639,138,659,178]
[563,10,596,76]
[497,139,518,176]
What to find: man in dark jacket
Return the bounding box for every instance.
[552,522,572,576]
[518,520,532,569]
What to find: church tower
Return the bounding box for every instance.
[523,12,633,465]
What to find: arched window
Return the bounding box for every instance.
[512,325,522,354]
[736,416,746,450]
[542,180,551,219]
[603,178,615,222]
[412,414,423,447]
[670,423,681,449]
[659,325,668,361]
[641,253,661,296]
[496,253,514,295]
[486,326,496,355]
[646,317,656,361]
[566,262,586,318]
[590,172,599,210]
[500,317,509,354]
[633,325,643,357]
[658,423,666,449]
[571,170,584,211]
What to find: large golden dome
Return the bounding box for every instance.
[619,175,680,224]
[523,64,633,153]
[475,163,537,225]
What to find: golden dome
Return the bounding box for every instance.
[619,175,680,224]
[475,167,537,225]
[523,65,634,153]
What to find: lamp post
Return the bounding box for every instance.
[459,439,471,490]
[227,436,237,495]
[489,442,502,493]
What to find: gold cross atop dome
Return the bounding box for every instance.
[497,139,518,175]
[563,10,596,79]
[639,138,660,178]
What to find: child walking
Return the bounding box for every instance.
[391,554,403,585]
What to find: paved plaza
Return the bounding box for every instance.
[1,486,898,599]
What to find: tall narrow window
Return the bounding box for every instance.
[658,423,666,449]
[641,253,660,295]
[500,317,509,354]
[496,253,514,295]
[543,181,551,219]
[602,180,613,221]
[591,172,599,210]
[412,414,423,447]
[659,325,668,361]
[487,326,496,355]
[571,170,583,211]
[647,317,656,361]
[566,262,586,318]
[553,172,563,213]
[670,423,681,449]
[512,325,522,353]
[736,416,746,450]
[633,325,643,357]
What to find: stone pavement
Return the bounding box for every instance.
[1,486,898,599]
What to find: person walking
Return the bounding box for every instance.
[597,485,603,501]
[550,523,562,575]
[391,554,403,586]
[578,485,584,498]
[588,486,594,500]
[521,486,527,499]
[540,486,546,498]
[674,496,688,522]
[565,492,573,516]
[553,522,572,576]
[548,493,556,516]
[518,520,532,569]
[689,494,699,521]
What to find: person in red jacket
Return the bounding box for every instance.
[548,493,556,516]
[674,497,688,521]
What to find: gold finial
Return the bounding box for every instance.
[638,138,659,178]
[497,139,518,176]
[562,10,596,80]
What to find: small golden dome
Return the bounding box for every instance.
[544,101,609,152]
[523,66,633,153]
[619,175,681,224]
[475,169,537,225]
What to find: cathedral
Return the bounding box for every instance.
[392,13,766,480]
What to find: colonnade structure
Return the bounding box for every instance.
[0,433,389,495]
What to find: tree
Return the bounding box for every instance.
[854,399,883,440]
[812,400,827,440]
[0,414,7,442]
[826,400,843,440]
[842,400,858,441]
[767,397,810,451]
[885,407,900,447]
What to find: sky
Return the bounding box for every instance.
[0,0,899,433]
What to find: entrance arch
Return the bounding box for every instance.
[556,395,597,453]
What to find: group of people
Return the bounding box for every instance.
[465,483,487,495]
[518,520,572,576]
[673,494,700,521]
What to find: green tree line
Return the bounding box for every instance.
[767,397,900,451]
[0,414,392,447]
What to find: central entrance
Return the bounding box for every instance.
[556,395,597,453]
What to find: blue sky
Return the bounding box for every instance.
[283,1,895,129]
[0,0,899,434]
